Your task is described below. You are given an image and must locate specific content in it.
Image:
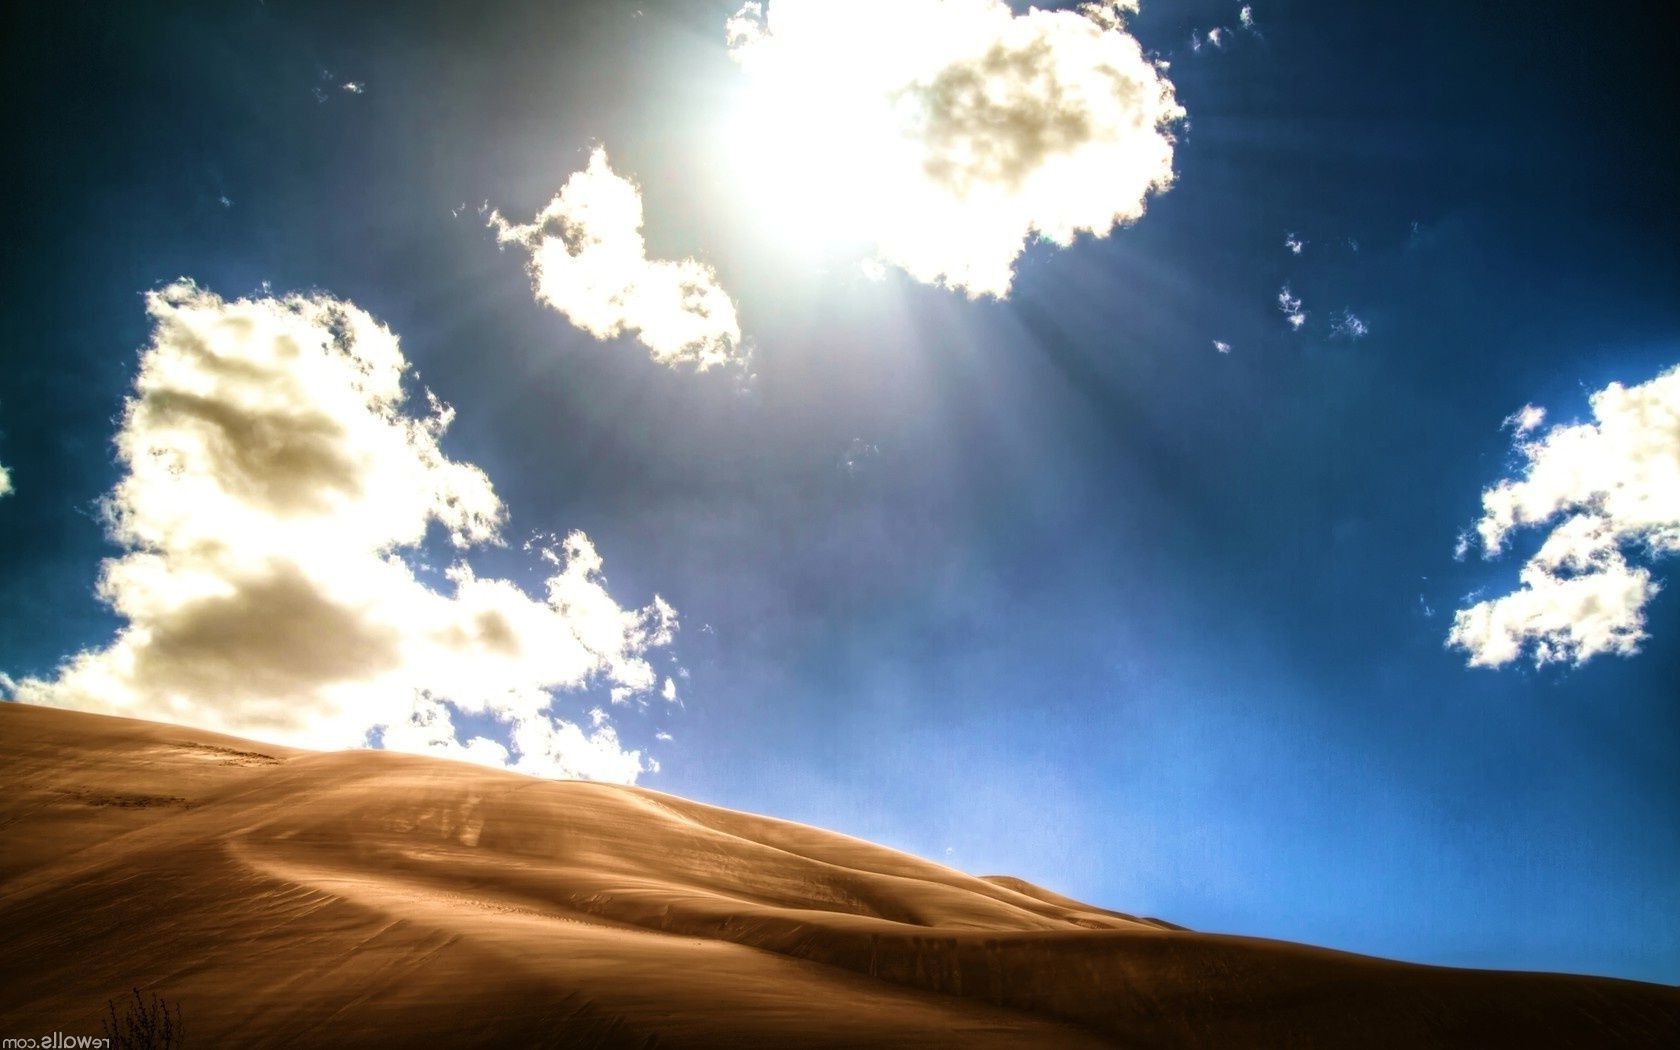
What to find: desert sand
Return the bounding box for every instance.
[1,702,1675,1047]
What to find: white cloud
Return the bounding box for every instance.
[725,0,1184,297]
[1213,340,1232,354]
[342,81,365,95]
[14,282,676,782]
[1278,286,1305,329]
[1239,5,1255,30]
[1285,232,1305,255]
[1449,365,1680,667]
[490,148,744,369]
[0,461,11,498]
[1504,403,1546,435]
[1205,27,1225,48]
[1330,309,1368,339]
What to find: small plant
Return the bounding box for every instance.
[102,987,183,1049]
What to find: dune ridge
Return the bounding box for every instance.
[1,702,1676,1047]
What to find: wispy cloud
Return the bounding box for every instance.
[725,0,1183,297]
[1330,309,1368,339]
[1194,5,1258,54]
[1278,286,1306,329]
[840,437,880,476]
[1504,403,1546,435]
[491,148,744,369]
[311,68,364,102]
[14,282,677,781]
[1285,232,1305,255]
[1213,340,1232,354]
[1453,530,1473,561]
[1449,365,1680,667]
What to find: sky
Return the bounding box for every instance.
[2,0,1678,983]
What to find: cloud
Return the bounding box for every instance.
[1453,530,1474,561]
[1278,286,1305,329]
[1285,232,1305,255]
[1504,403,1546,435]
[311,69,364,103]
[490,148,744,369]
[0,461,10,498]
[726,0,1183,297]
[1239,5,1255,31]
[13,282,676,781]
[839,437,880,477]
[1213,340,1232,354]
[1449,364,1680,667]
[1330,309,1368,339]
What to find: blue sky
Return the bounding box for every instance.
[1,1,1677,982]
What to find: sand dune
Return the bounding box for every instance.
[1,703,1675,1047]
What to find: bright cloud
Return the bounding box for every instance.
[0,461,11,498]
[13,282,676,782]
[1449,365,1680,668]
[1213,340,1232,354]
[1285,232,1305,255]
[1240,5,1255,30]
[1505,403,1546,435]
[490,148,743,369]
[725,0,1184,297]
[1278,286,1306,329]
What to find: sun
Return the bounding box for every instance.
[721,4,921,260]
[718,0,1184,296]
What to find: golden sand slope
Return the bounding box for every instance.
[1,703,1675,1048]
